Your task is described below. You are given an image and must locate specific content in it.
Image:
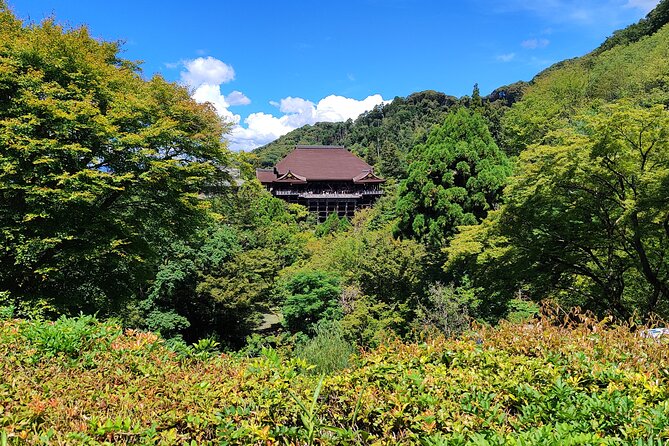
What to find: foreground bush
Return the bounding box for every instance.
[1,313,669,444]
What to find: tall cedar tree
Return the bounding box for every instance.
[395,108,511,250]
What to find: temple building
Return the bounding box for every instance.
[256,145,384,221]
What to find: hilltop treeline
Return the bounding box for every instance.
[253,83,527,179]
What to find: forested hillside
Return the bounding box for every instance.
[253,84,527,179]
[446,3,669,319]
[2,0,669,342]
[248,0,669,330]
[2,0,668,337]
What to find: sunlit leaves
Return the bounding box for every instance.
[0,8,230,313]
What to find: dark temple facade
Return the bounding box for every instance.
[256,145,384,221]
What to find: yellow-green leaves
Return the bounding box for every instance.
[461,102,669,317]
[0,8,230,314]
[4,313,669,444]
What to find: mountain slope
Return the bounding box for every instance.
[253,0,669,176]
[503,0,669,153]
[253,85,526,179]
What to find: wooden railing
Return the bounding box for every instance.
[273,189,382,197]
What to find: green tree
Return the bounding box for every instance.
[291,211,429,342]
[0,9,229,314]
[395,108,512,249]
[132,182,309,345]
[281,271,342,335]
[130,225,241,341]
[314,212,351,238]
[377,141,407,179]
[448,102,669,318]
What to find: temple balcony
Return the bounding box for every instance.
[300,192,363,199]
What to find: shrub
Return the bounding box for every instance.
[415,282,478,338]
[294,321,355,374]
[314,213,352,237]
[281,270,342,334]
[4,309,669,444]
[505,297,540,323]
[20,314,121,360]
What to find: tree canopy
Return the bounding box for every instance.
[447,102,669,318]
[0,8,230,314]
[395,108,511,249]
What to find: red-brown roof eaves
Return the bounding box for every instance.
[276,146,374,181]
[256,169,276,184]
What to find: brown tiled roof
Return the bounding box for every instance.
[352,170,384,184]
[256,145,386,183]
[275,170,307,183]
[256,169,277,183]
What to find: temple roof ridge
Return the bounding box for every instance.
[256,144,385,183]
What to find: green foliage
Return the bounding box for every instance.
[414,282,479,338]
[503,16,669,153]
[0,8,230,315]
[190,337,221,359]
[281,271,342,335]
[314,212,352,238]
[450,102,669,319]
[0,291,55,320]
[595,0,669,54]
[0,305,12,320]
[352,229,428,328]
[507,102,669,316]
[447,13,669,321]
[129,224,240,340]
[294,321,356,374]
[505,299,540,324]
[3,313,669,444]
[396,108,512,250]
[20,314,121,360]
[293,213,429,341]
[339,291,401,347]
[127,180,309,346]
[288,375,337,445]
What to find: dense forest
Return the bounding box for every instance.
[2,0,669,442]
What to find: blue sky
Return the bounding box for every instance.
[8,0,659,150]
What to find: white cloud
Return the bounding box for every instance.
[181,56,235,89]
[226,91,251,106]
[522,38,551,49]
[496,53,516,62]
[190,84,241,124]
[180,57,250,129]
[228,94,388,151]
[317,95,387,122]
[625,0,660,12]
[279,97,316,114]
[179,57,386,151]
